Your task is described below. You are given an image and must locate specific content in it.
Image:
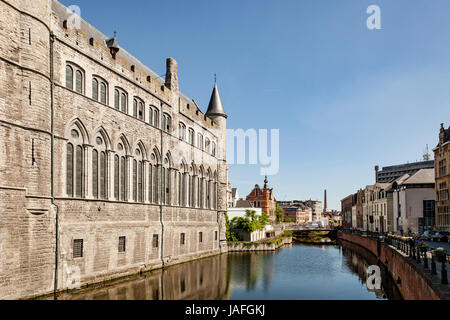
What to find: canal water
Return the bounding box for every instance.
[51,242,401,300]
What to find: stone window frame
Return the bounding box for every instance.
[132,96,145,121]
[178,122,186,141]
[65,62,85,95]
[162,113,172,133]
[114,87,128,114]
[188,128,195,146]
[149,105,160,128]
[92,75,108,105]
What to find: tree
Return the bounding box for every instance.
[274,199,284,224]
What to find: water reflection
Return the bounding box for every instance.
[46,243,400,300]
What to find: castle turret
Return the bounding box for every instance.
[206,82,228,253]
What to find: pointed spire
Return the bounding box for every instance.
[206,81,227,119]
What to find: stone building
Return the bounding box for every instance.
[433,123,450,232]
[374,161,434,183]
[245,176,276,222]
[0,0,229,299]
[341,195,353,228]
[351,189,364,230]
[282,205,312,225]
[392,169,435,234]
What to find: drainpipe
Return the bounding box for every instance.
[159,104,165,268]
[50,32,60,297]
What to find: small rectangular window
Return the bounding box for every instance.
[180,233,185,245]
[199,232,203,243]
[73,239,83,258]
[215,231,218,241]
[118,236,126,252]
[152,234,159,248]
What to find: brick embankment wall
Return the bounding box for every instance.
[227,237,292,252]
[338,232,449,300]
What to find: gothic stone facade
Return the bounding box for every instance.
[0,0,228,299]
[434,123,450,232]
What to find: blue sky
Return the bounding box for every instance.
[60,0,450,210]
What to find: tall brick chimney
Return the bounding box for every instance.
[165,57,178,91]
[324,189,327,213]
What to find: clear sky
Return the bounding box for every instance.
[60,0,450,210]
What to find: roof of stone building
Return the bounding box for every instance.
[235,199,254,208]
[206,83,227,118]
[402,168,435,185]
[383,174,411,190]
[443,125,450,144]
[52,1,203,112]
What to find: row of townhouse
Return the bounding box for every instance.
[341,123,450,234]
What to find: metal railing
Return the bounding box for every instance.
[338,228,449,285]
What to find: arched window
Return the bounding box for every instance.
[149,106,159,128]
[162,156,171,205]
[148,151,159,204]
[205,138,211,154]
[188,128,194,146]
[179,164,186,206]
[114,90,119,110]
[66,64,84,94]
[212,142,216,157]
[66,65,73,90]
[189,166,194,207]
[133,98,144,121]
[92,78,98,101]
[162,113,171,133]
[133,147,144,203]
[178,122,186,140]
[92,77,108,104]
[115,88,128,113]
[92,135,107,199]
[100,82,107,104]
[198,168,205,208]
[197,133,203,151]
[66,127,85,198]
[75,70,83,94]
[114,141,127,201]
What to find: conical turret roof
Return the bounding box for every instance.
[206,83,227,118]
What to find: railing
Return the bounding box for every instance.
[339,229,449,285]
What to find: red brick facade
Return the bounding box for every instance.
[246,177,276,222]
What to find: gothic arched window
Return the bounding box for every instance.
[66,127,85,198]
[92,135,107,199]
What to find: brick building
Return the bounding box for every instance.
[0,0,229,299]
[433,123,450,232]
[246,176,276,222]
[283,205,312,225]
[341,195,353,228]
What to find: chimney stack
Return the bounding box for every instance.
[165,57,178,91]
[324,189,327,213]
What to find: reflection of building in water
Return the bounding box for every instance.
[341,246,386,299]
[48,254,230,300]
[228,252,275,291]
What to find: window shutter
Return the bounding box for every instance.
[73,239,83,258]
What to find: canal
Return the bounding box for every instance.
[49,241,402,300]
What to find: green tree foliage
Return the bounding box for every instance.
[231,210,270,232]
[274,199,284,224]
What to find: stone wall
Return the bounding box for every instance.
[338,232,448,300]
[0,0,228,299]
